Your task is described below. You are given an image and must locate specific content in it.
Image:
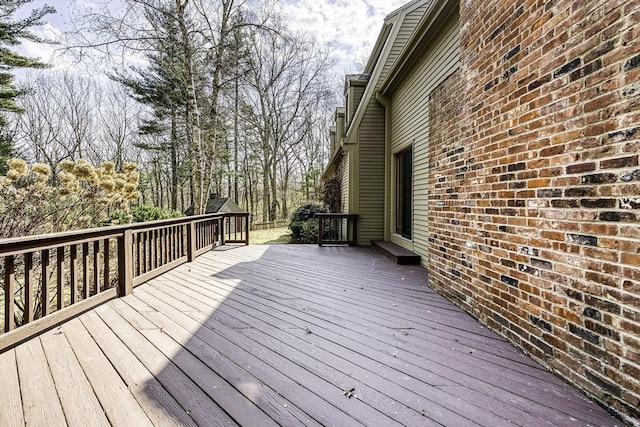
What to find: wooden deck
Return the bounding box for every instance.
[0,244,621,426]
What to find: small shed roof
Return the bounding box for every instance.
[185,197,243,216]
[205,197,243,214]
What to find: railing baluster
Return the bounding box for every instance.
[156,229,161,267]
[176,226,180,258]
[151,230,155,269]
[169,227,174,261]
[103,238,110,292]
[162,228,167,265]
[182,225,186,257]
[144,231,149,273]
[155,229,160,268]
[24,252,34,323]
[147,231,151,271]
[202,222,206,248]
[56,247,64,311]
[41,249,50,317]
[172,226,177,260]
[139,233,144,274]
[70,244,77,305]
[1,212,249,349]
[82,242,89,300]
[135,233,140,276]
[4,256,15,332]
[93,241,100,296]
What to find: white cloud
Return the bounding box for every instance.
[280,0,408,74]
[18,22,64,61]
[17,0,410,77]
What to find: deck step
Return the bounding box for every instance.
[371,241,421,265]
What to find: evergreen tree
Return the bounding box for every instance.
[111,4,192,210]
[0,0,54,173]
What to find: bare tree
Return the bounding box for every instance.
[56,0,337,221]
[242,22,334,221]
[14,72,99,165]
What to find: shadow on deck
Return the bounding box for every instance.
[0,245,621,426]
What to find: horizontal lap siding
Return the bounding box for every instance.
[390,14,461,263]
[356,4,429,245]
[382,5,431,80]
[341,153,349,213]
[358,105,386,244]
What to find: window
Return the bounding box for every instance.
[395,147,412,239]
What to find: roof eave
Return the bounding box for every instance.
[379,0,457,96]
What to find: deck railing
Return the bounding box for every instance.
[317,213,358,246]
[0,212,249,352]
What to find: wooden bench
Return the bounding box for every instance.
[371,240,421,265]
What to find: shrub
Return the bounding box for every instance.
[110,204,183,224]
[322,175,341,212]
[0,158,140,238]
[301,219,319,243]
[289,203,326,240]
[289,220,304,238]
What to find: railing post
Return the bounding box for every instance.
[4,256,15,332]
[187,220,196,262]
[318,216,324,247]
[352,216,358,246]
[244,214,250,245]
[220,216,226,246]
[118,230,133,296]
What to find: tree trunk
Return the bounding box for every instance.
[262,159,270,222]
[269,158,278,221]
[176,0,205,214]
[170,111,179,210]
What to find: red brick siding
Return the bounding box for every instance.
[426,0,640,422]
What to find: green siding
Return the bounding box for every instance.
[340,152,349,213]
[357,103,386,244]
[389,11,460,263]
[380,5,429,87]
[355,3,431,246]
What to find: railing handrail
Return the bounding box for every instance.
[0,213,249,256]
[317,213,359,246]
[0,213,225,251]
[316,213,359,219]
[0,211,250,352]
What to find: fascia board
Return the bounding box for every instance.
[379,0,457,96]
[344,17,401,144]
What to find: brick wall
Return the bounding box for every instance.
[427,0,640,422]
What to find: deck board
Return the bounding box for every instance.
[136,286,370,427]
[60,318,155,427]
[15,337,67,426]
[39,329,109,427]
[80,310,197,427]
[156,269,486,426]
[0,244,623,426]
[0,349,25,427]
[171,257,577,426]
[92,303,235,427]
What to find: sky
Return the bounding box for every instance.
[18,0,409,78]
